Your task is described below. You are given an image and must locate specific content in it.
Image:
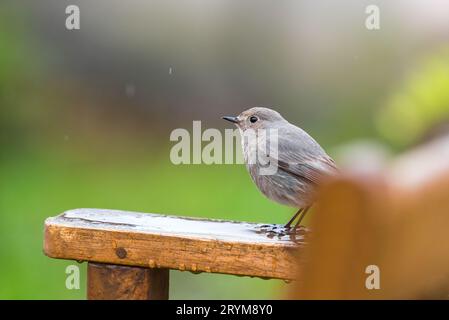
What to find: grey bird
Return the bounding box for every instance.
[223,107,338,229]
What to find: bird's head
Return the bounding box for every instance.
[222,107,285,131]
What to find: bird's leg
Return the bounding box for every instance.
[284,208,303,229]
[294,206,310,229]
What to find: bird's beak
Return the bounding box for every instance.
[222,116,239,124]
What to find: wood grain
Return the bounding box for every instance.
[44,209,304,280]
[87,263,169,300]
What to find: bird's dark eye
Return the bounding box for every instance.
[249,116,258,123]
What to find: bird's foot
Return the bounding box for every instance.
[256,223,309,242]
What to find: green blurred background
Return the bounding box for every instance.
[1,0,449,299]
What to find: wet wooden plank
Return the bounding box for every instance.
[44,209,305,280]
[87,263,169,300]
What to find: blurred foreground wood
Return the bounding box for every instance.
[291,135,449,299]
[44,209,304,299]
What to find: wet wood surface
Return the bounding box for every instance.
[44,208,305,280]
[87,263,169,300]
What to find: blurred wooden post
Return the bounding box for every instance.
[291,176,390,299]
[291,134,449,299]
[87,263,169,300]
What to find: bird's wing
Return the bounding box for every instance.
[267,127,338,184]
[276,155,337,185]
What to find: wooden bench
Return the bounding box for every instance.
[44,209,306,299]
